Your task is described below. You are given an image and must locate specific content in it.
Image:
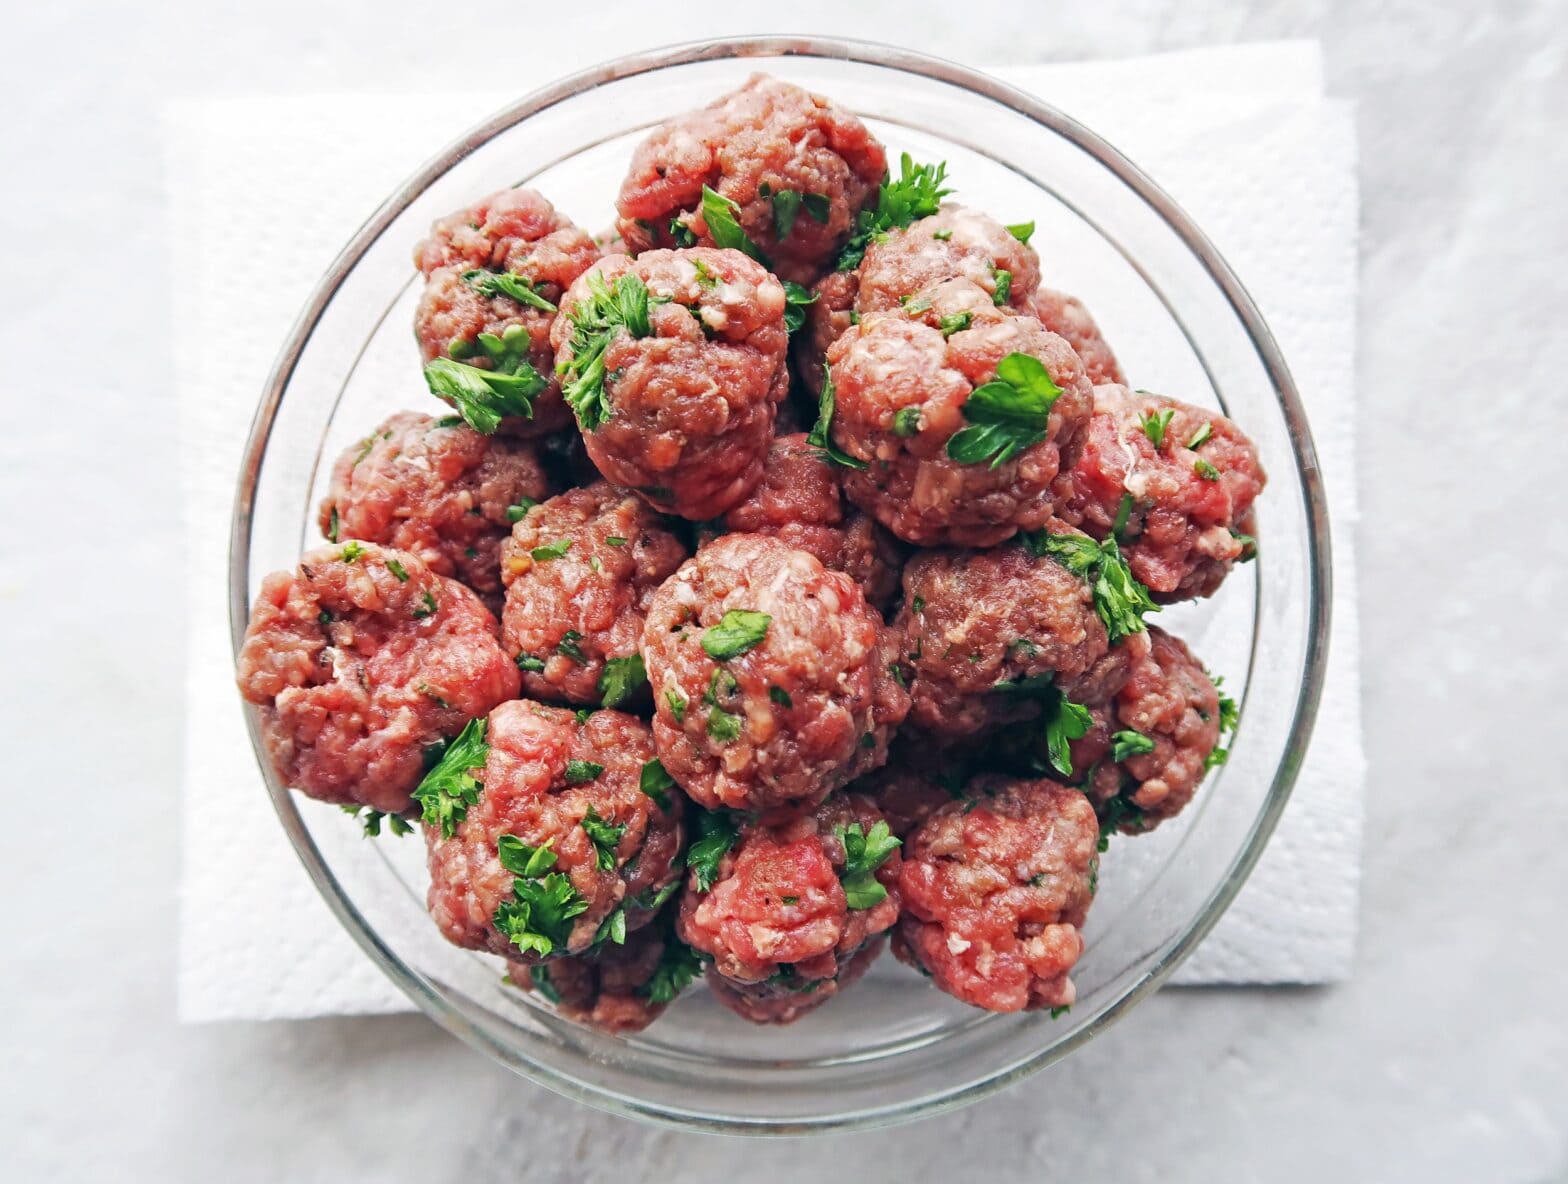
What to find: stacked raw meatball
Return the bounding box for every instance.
[236,72,1266,1033]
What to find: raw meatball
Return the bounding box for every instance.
[1029,288,1125,387]
[616,73,886,283]
[1075,627,1225,832]
[856,740,968,839]
[235,542,519,814]
[425,703,685,962]
[826,279,1093,547]
[896,777,1098,1013]
[894,537,1142,740]
[707,936,885,1025]
[318,411,552,610]
[551,248,789,519]
[798,207,1041,395]
[414,187,602,436]
[506,921,693,1034]
[642,534,910,812]
[1055,385,1265,601]
[698,433,904,612]
[677,794,901,1020]
[499,483,688,706]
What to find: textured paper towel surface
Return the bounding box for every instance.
[173,40,1361,1020]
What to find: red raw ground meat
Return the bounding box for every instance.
[616,73,886,283]
[706,936,886,1025]
[1029,287,1125,387]
[896,776,1098,1013]
[425,702,685,962]
[551,248,789,519]
[414,187,602,437]
[235,541,519,815]
[499,483,688,706]
[507,921,685,1034]
[1054,384,1265,601]
[642,534,909,812]
[826,278,1093,547]
[318,411,553,611]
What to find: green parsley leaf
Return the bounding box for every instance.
[1194,458,1221,481]
[701,609,772,660]
[807,366,868,469]
[424,325,547,434]
[706,707,742,743]
[946,351,1063,468]
[891,406,921,436]
[497,833,558,878]
[556,630,586,663]
[644,939,705,1004]
[992,267,1013,306]
[412,589,439,619]
[1139,407,1174,448]
[557,272,663,431]
[1042,690,1094,778]
[326,506,339,542]
[768,685,793,708]
[492,838,589,958]
[1187,421,1214,449]
[412,717,488,839]
[638,758,676,810]
[1111,730,1155,761]
[836,154,952,271]
[669,218,698,247]
[1098,790,1149,843]
[1050,1004,1071,1020]
[630,879,680,912]
[1231,529,1258,560]
[529,964,562,1004]
[992,672,1058,695]
[932,228,953,241]
[1006,220,1035,244]
[462,268,557,312]
[938,310,972,337]
[1023,530,1159,644]
[605,535,628,547]
[565,759,603,786]
[339,540,365,563]
[686,810,740,891]
[783,279,818,334]
[802,193,831,222]
[836,820,901,909]
[579,805,625,870]
[769,186,802,239]
[342,805,412,838]
[593,905,628,947]
[700,185,768,263]
[597,653,647,708]
[505,498,536,523]
[531,538,572,562]
[665,688,688,724]
[1112,492,1135,539]
[515,652,545,673]
[385,557,410,583]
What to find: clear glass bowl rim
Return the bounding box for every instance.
[227,34,1333,1134]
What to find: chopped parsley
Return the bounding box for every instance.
[836,821,901,909]
[579,805,625,869]
[556,631,586,663]
[991,268,1013,306]
[1139,407,1174,448]
[946,352,1063,468]
[701,609,772,659]
[807,366,867,469]
[598,653,647,708]
[339,541,365,563]
[1111,730,1155,761]
[529,964,561,1004]
[767,184,801,239]
[768,685,793,708]
[505,498,536,523]
[1006,220,1035,244]
[783,279,818,334]
[515,653,545,672]
[593,906,627,947]
[530,538,572,562]
[424,325,547,433]
[664,688,688,724]
[686,810,740,891]
[1194,458,1221,481]
[492,836,589,957]
[1231,528,1258,560]
[638,758,676,810]
[605,535,628,547]
[699,185,767,263]
[412,589,439,618]
[1205,676,1241,769]
[1098,791,1149,844]
[1187,421,1214,449]
[669,218,698,247]
[836,153,952,271]
[326,507,339,542]
[644,939,705,1004]
[1023,530,1158,644]
[891,406,922,436]
[1049,1004,1071,1020]
[462,268,557,312]
[932,227,953,241]
[564,759,603,785]
[1041,690,1094,778]
[341,805,412,838]
[706,707,742,743]
[557,271,663,431]
[938,310,972,338]
[412,717,488,839]
[1112,492,1136,539]
[384,557,410,583]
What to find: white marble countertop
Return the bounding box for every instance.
[1,3,1563,1180]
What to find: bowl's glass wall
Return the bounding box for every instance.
[234,40,1327,1132]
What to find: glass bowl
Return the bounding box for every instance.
[230,36,1331,1133]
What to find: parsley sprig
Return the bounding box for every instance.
[598,653,647,708]
[580,806,626,871]
[1023,530,1159,644]
[701,610,771,660]
[341,805,412,838]
[462,268,557,312]
[644,939,705,1004]
[686,810,740,892]
[836,154,952,271]
[946,352,1063,468]
[424,325,547,434]
[412,717,488,839]
[808,366,867,470]
[1111,730,1155,761]
[783,280,818,334]
[836,821,901,909]
[699,186,768,264]
[557,272,664,431]
[492,836,589,957]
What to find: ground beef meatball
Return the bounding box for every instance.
[642,534,909,812]
[425,702,685,962]
[551,248,789,519]
[506,921,682,1034]
[499,483,688,706]
[855,748,964,840]
[317,412,552,610]
[1055,385,1266,601]
[677,793,901,1019]
[826,279,1093,547]
[698,433,904,612]
[615,74,886,283]
[414,187,601,436]
[1029,288,1125,387]
[894,537,1142,741]
[236,542,519,814]
[706,935,885,1025]
[896,777,1098,1013]
[797,208,1040,395]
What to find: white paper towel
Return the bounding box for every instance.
[172,40,1362,1021]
